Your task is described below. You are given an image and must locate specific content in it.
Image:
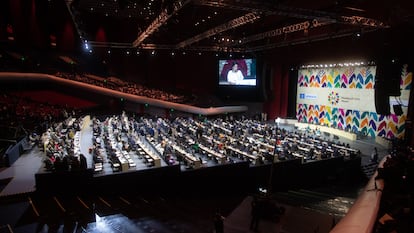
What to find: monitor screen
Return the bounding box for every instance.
[218,58,257,86]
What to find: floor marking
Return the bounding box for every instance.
[28,197,40,217]
[98,197,111,208]
[119,196,131,205]
[77,196,90,210]
[53,196,66,212]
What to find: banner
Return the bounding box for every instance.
[296,65,411,139]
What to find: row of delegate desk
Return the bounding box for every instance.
[169,141,201,169]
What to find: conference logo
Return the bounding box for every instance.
[328,91,339,105]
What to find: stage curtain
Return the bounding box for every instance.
[264,64,289,119]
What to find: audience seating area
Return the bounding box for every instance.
[0,92,80,166]
[54,72,194,104]
[0,49,195,105]
[40,116,87,172]
[37,112,362,174]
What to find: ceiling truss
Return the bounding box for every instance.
[132,0,192,47]
[175,12,261,48]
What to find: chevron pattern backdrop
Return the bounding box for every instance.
[296,65,412,139]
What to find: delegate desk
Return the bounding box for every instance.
[227,146,258,165]
[137,136,161,167]
[198,144,226,164]
[332,144,359,157]
[248,137,274,151]
[211,123,232,135]
[171,144,201,169]
[295,122,357,141]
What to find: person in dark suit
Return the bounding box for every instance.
[214,210,225,233]
[250,196,261,232]
[79,154,87,170]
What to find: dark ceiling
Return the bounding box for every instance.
[68,0,414,52]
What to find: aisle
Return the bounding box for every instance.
[80,115,93,169]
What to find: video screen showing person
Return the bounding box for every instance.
[218,58,257,86]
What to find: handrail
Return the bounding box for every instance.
[330,156,388,233]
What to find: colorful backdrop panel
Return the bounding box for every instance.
[296,65,411,139]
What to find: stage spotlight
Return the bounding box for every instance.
[151,50,156,56]
[84,40,89,50]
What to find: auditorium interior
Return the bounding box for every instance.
[0,0,414,233]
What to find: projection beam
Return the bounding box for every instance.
[176,12,261,49]
[64,0,85,39]
[132,0,191,47]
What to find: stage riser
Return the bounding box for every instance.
[35,158,361,196]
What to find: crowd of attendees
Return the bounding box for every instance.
[54,71,194,104]
[39,116,88,172]
[0,92,82,167]
[61,113,361,174]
